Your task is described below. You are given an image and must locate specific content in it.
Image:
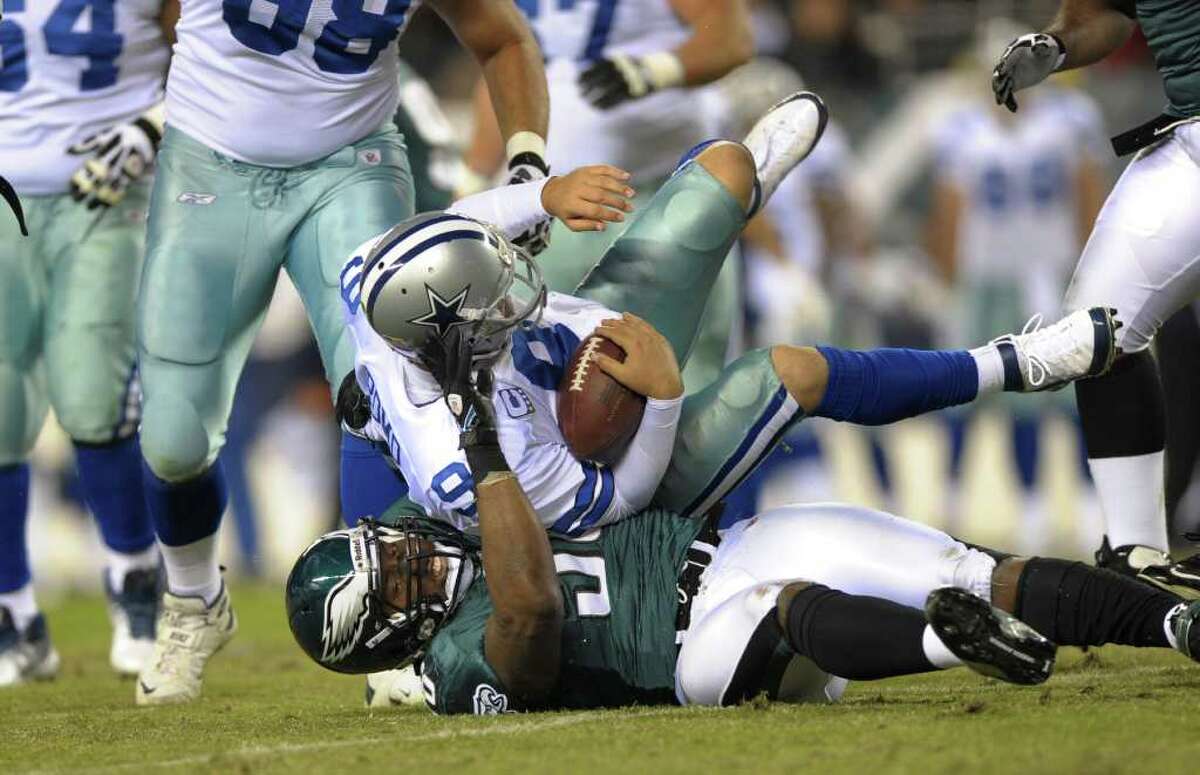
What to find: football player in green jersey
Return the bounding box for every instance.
[287,328,1200,713]
[991,0,1200,592]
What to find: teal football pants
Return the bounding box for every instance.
[0,185,148,463]
[138,126,414,482]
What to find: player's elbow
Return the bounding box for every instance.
[493,592,564,639]
[724,23,754,70]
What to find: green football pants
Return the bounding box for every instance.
[137,125,414,482]
[0,185,148,464]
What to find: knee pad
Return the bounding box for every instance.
[0,360,47,465]
[140,392,215,482]
[1076,350,1164,458]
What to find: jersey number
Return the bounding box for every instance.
[515,0,618,61]
[0,0,124,93]
[221,0,411,74]
[554,553,610,618]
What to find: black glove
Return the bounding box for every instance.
[418,328,509,482]
[991,33,1065,113]
[506,151,552,256]
[0,174,27,236]
[335,371,371,434]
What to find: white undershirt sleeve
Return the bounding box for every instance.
[603,395,683,519]
[447,179,550,240]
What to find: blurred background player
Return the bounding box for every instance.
[990,0,1200,589]
[460,0,755,390]
[133,0,548,706]
[928,20,1108,553]
[0,0,175,686]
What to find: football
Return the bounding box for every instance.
[557,333,646,464]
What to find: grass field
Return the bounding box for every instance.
[4,583,1198,775]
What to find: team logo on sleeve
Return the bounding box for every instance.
[498,388,534,419]
[472,683,511,715]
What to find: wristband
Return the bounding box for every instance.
[641,51,685,91]
[505,131,547,166]
[1047,33,1067,71]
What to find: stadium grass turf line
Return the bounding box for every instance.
[3,583,1198,774]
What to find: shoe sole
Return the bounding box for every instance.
[764,91,829,165]
[925,587,1055,686]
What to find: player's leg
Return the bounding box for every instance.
[576,94,826,364]
[135,128,285,704]
[679,257,740,393]
[41,184,159,677]
[657,316,1115,518]
[0,198,58,686]
[1064,125,1200,575]
[283,125,415,527]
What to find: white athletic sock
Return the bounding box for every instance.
[104,544,160,593]
[922,625,963,669]
[159,535,221,605]
[951,550,996,603]
[0,583,39,631]
[1090,452,1169,552]
[969,345,1006,395]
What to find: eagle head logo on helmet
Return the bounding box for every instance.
[359,211,547,362]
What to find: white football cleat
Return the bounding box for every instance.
[742,91,828,212]
[365,666,426,708]
[135,584,236,706]
[105,567,160,677]
[990,307,1119,392]
[0,609,60,687]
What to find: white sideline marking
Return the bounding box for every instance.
[27,708,677,774]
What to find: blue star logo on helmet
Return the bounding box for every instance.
[409,285,472,338]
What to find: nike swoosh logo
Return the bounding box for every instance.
[140,680,157,695]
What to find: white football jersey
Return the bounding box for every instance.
[346,280,634,536]
[933,88,1105,312]
[167,0,418,167]
[517,0,716,183]
[0,0,169,195]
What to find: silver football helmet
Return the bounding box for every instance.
[360,211,547,361]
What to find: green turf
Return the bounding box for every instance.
[3,583,1198,774]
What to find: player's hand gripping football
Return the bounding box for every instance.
[991,33,1065,112]
[418,328,509,481]
[593,313,684,400]
[67,106,165,209]
[542,165,635,233]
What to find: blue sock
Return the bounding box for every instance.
[75,436,155,554]
[813,347,979,426]
[143,461,226,547]
[0,464,31,593]
[340,430,409,528]
[1013,416,1040,491]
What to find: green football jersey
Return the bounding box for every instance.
[420,508,710,714]
[1122,0,1200,117]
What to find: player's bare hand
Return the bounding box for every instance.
[542,165,635,233]
[592,313,683,400]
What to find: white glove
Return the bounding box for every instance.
[991,33,1065,112]
[68,105,165,209]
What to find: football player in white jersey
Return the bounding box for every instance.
[0,0,175,687]
[344,93,1120,544]
[927,79,1107,551]
[133,0,549,706]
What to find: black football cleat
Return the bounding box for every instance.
[1138,553,1200,601]
[1170,601,1200,662]
[925,587,1056,686]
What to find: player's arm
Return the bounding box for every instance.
[429,0,548,163]
[925,179,963,285]
[449,164,634,235]
[991,0,1134,111]
[160,0,180,45]
[579,0,752,109]
[420,330,563,701]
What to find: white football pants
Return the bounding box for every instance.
[674,503,997,706]
[1064,121,1200,352]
